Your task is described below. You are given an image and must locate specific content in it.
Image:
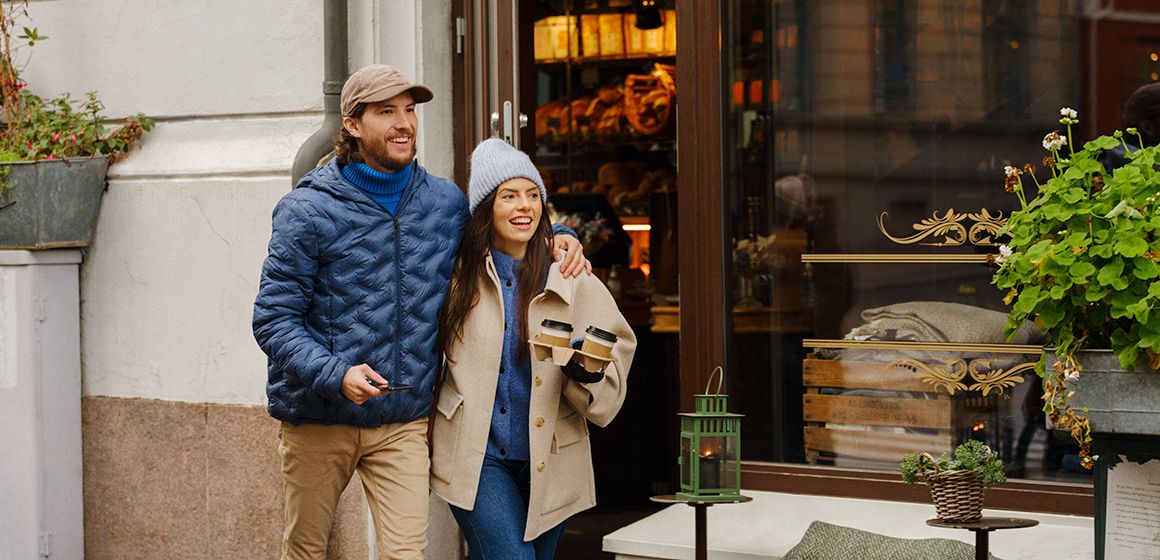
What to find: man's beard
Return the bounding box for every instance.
[361,137,417,171]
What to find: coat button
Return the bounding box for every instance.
[535,417,545,427]
[537,461,545,472]
[534,376,542,387]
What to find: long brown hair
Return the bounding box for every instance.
[334,103,366,165]
[438,189,554,362]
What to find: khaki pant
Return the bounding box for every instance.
[278,418,430,560]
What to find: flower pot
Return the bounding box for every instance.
[1045,349,1160,436]
[926,468,985,522]
[0,157,109,250]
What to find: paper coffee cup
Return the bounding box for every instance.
[538,319,573,347]
[580,326,617,358]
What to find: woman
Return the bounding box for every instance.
[430,138,635,559]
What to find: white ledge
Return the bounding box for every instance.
[0,250,83,266]
[106,114,323,181]
[603,490,1093,560]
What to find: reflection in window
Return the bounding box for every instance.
[722,0,1085,485]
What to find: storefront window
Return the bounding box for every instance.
[721,0,1088,484]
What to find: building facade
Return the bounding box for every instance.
[7,0,1160,558]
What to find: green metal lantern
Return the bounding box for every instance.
[677,367,743,500]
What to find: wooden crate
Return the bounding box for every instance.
[801,354,996,466]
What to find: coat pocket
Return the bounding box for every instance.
[550,411,589,454]
[431,384,464,483]
[436,383,464,420]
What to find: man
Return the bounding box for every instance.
[1101,82,1160,171]
[253,64,588,560]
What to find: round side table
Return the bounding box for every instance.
[926,517,1039,560]
[651,494,753,560]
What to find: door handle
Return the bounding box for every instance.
[494,105,529,146]
[502,101,514,144]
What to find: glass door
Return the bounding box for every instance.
[459,0,682,508]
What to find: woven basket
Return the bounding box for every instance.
[919,452,985,522]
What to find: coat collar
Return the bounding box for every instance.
[483,253,571,306]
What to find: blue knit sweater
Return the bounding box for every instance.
[485,249,540,461]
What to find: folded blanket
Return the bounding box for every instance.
[847,301,1043,345]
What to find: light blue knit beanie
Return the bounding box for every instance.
[468,138,547,213]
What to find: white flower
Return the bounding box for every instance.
[1065,369,1080,382]
[1004,165,1020,177]
[1060,107,1078,119]
[1042,131,1066,151]
[994,244,1012,265]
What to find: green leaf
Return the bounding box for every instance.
[1089,136,1121,150]
[1114,232,1150,257]
[1069,261,1096,279]
[1112,290,1143,318]
[1012,285,1044,315]
[1038,304,1066,329]
[1139,323,1160,354]
[1063,232,1090,247]
[1098,259,1126,286]
[1116,343,1141,370]
[1084,284,1109,302]
[1127,299,1153,323]
[1133,258,1160,280]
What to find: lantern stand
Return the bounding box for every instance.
[651,367,751,560]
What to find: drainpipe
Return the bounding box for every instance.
[291,0,349,186]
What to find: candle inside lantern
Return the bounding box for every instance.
[699,450,721,489]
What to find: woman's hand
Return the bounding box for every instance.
[552,234,592,278]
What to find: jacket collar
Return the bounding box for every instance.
[483,254,571,306]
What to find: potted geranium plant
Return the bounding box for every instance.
[992,107,1160,470]
[0,1,153,249]
[901,440,1006,522]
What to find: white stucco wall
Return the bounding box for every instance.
[21,0,456,404]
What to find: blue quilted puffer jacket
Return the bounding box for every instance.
[253,159,468,426]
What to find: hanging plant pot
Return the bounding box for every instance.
[1045,349,1160,436]
[0,157,109,250]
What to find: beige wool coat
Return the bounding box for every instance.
[430,256,636,541]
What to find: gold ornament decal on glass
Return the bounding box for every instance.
[889,358,1033,396]
[965,209,1007,246]
[877,209,1009,247]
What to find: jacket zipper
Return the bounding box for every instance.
[390,167,422,396]
[393,215,403,399]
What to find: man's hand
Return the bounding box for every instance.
[552,234,592,278]
[341,364,386,405]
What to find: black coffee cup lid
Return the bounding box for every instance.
[541,319,573,331]
[585,325,617,343]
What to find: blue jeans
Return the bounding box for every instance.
[449,455,567,560]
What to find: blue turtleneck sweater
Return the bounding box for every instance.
[340,161,413,215]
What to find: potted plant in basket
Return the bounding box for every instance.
[992,107,1160,470]
[901,440,1006,522]
[0,1,153,249]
